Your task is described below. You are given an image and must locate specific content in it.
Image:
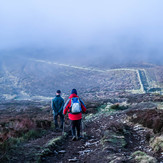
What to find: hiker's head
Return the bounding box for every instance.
[71,89,77,95]
[56,90,61,95]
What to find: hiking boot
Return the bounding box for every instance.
[77,136,82,140]
[55,127,59,132]
[58,128,62,132]
[60,125,63,129]
[72,136,76,141]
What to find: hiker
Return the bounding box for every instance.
[51,90,64,130]
[63,89,86,140]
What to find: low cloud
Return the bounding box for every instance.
[0,0,163,65]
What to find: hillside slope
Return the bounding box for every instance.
[0,55,162,101]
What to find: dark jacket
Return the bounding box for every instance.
[51,95,64,115]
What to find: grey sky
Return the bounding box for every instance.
[0,0,163,64]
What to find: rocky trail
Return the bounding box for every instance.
[42,111,163,163]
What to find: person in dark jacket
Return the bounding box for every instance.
[51,90,64,130]
[63,89,86,140]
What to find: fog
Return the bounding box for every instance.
[0,0,163,65]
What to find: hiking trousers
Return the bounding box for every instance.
[70,119,81,137]
[53,112,64,129]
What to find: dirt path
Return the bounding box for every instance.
[42,113,159,163]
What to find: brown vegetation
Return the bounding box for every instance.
[0,102,52,143]
[127,109,163,134]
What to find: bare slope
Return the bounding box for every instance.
[1,55,163,101]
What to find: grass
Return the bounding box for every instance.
[0,129,47,152]
[23,129,47,140]
[39,132,68,161]
[0,129,49,162]
[101,130,127,149]
[155,102,163,110]
[110,104,128,110]
[131,151,157,163]
[85,103,128,121]
[0,137,23,151]
[150,136,163,152]
[132,151,146,157]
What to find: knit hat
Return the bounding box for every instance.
[56,90,61,94]
[71,89,77,95]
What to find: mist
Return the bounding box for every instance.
[0,0,163,65]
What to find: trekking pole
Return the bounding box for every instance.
[62,121,65,135]
[62,113,67,135]
[81,118,85,138]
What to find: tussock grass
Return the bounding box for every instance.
[131,151,157,163]
[85,103,128,121]
[150,136,163,152]
[0,129,47,151]
[38,133,68,161]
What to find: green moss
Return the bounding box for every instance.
[150,136,163,152]
[40,133,67,158]
[23,129,47,140]
[85,104,115,121]
[0,129,47,152]
[132,151,157,163]
[85,102,129,121]
[101,131,127,148]
[97,104,107,110]
[135,155,157,163]
[132,151,146,157]
[110,104,120,110]
[110,104,128,111]
[46,136,62,147]
[91,103,128,117]
[106,137,126,148]
[0,137,23,151]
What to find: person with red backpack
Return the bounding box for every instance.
[63,89,86,140]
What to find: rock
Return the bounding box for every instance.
[84,140,99,147]
[58,150,66,154]
[68,157,79,162]
[79,149,92,155]
[84,142,91,147]
[53,150,58,154]
[133,125,144,131]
